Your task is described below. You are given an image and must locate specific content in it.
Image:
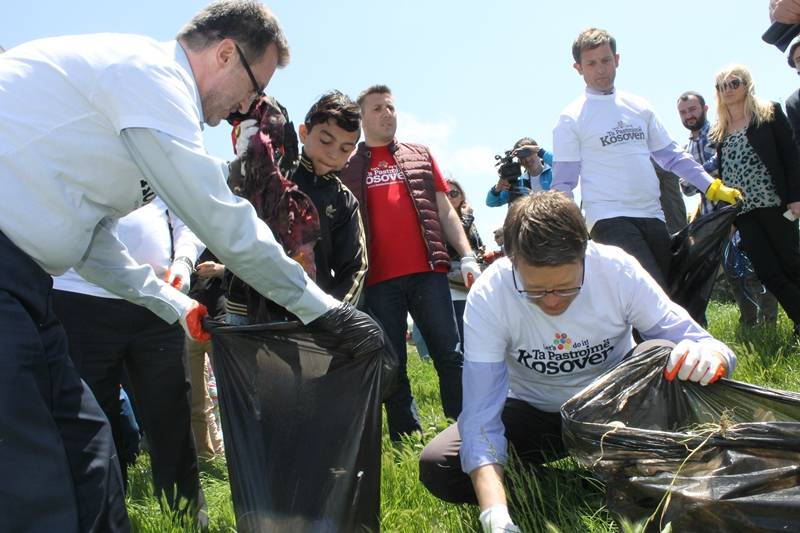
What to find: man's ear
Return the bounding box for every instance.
[298,123,308,143]
[573,62,583,76]
[216,38,236,67]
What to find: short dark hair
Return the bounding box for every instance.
[304,90,361,133]
[503,191,588,266]
[177,0,290,67]
[357,84,392,107]
[572,28,616,63]
[513,137,538,150]
[677,91,706,107]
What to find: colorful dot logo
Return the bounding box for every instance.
[553,332,572,350]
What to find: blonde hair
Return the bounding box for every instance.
[709,64,774,144]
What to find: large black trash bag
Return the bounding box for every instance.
[207,320,397,533]
[562,344,800,533]
[668,203,740,323]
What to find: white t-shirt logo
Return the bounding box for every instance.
[515,334,614,375]
[140,179,156,205]
[600,120,646,147]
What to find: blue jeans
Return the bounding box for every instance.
[365,272,462,441]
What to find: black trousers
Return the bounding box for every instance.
[0,232,129,532]
[736,206,800,325]
[52,289,204,517]
[419,398,566,505]
[591,216,671,289]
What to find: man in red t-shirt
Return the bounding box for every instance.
[341,85,481,441]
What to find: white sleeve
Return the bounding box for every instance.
[121,127,339,324]
[552,114,582,162]
[74,217,193,323]
[166,202,205,263]
[617,252,674,332]
[463,275,509,364]
[645,107,674,153]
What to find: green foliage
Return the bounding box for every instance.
[127,303,800,532]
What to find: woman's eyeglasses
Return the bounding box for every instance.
[447,189,463,199]
[716,78,743,93]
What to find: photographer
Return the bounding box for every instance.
[486,137,553,207]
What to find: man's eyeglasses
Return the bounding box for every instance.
[234,43,265,98]
[511,260,585,300]
[447,189,463,199]
[715,78,743,93]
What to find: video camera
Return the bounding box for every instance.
[494,146,536,185]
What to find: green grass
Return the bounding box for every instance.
[126,302,800,532]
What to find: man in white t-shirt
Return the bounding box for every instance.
[0,2,385,531]
[419,191,736,533]
[551,27,741,288]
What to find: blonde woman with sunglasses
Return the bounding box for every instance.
[710,64,800,335]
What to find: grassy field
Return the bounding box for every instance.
[125,301,800,532]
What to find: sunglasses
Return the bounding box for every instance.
[234,42,265,99]
[715,78,743,93]
[447,189,463,199]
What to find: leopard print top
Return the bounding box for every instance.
[721,128,781,213]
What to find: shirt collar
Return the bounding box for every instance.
[169,40,205,128]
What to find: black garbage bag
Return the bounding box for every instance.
[562,344,800,533]
[668,203,740,323]
[207,320,395,533]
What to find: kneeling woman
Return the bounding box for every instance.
[418,191,736,533]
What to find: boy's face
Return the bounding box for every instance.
[299,119,360,175]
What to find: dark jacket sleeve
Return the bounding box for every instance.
[771,102,800,204]
[786,89,800,151]
[327,184,368,305]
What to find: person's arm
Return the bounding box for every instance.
[651,142,714,193]
[121,127,338,324]
[551,161,581,197]
[551,114,582,197]
[437,191,473,257]
[165,198,206,293]
[486,180,510,207]
[618,249,736,381]
[459,360,510,508]
[327,188,369,305]
[74,217,193,323]
[770,103,800,209]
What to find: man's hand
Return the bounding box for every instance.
[494,178,511,193]
[479,505,520,533]
[771,0,800,23]
[787,201,800,218]
[165,256,194,294]
[461,254,482,289]
[195,261,225,279]
[309,303,385,358]
[179,300,211,342]
[705,178,742,205]
[664,339,727,386]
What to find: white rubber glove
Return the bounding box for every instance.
[234,118,259,175]
[461,254,482,289]
[165,256,194,295]
[664,339,727,386]
[479,504,520,533]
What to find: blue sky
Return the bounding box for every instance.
[3,1,794,244]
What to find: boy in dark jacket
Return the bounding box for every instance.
[226,91,367,323]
